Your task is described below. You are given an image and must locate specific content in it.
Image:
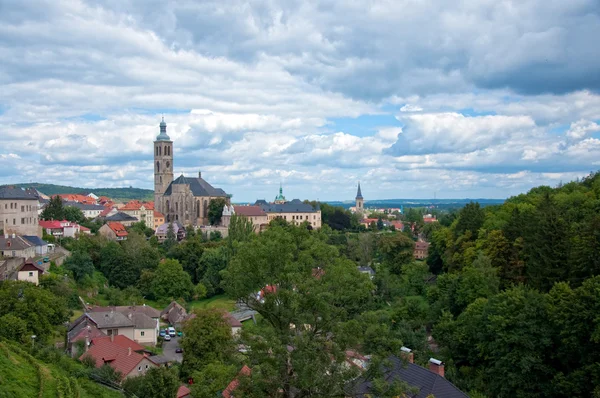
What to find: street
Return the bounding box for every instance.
[162,336,183,363]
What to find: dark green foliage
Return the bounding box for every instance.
[208,198,227,225]
[10,183,153,202]
[62,250,95,281]
[454,201,485,237]
[122,367,180,398]
[377,233,415,274]
[64,206,86,224]
[41,195,65,221]
[163,222,177,251]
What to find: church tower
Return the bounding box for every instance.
[355,182,364,214]
[154,117,174,214]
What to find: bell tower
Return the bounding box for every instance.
[355,182,364,215]
[154,117,174,214]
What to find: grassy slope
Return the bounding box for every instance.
[0,340,123,398]
[5,183,153,202]
[188,294,236,312]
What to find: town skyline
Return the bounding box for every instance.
[1,1,599,201]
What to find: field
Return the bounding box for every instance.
[0,340,123,398]
[188,294,236,312]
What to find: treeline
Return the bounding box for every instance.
[423,172,600,396]
[10,182,154,201]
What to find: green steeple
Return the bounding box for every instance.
[156,117,171,141]
[274,183,286,203]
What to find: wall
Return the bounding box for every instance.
[134,328,157,346]
[125,357,157,379]
[267,211,322,229]
[17,270,39,285]
[0,199,41,236]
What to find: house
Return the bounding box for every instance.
[67,317,106,356]
[357,266,375,279]
[177,385,192,398]
[161,301,189,326]
[119,201,155,228]
[359,218,379,228]
[0,186,42,237]
[87,305,160,345]
[423,214,438,224]
[23,235,49,255]
[414,241,430,260]
[104,212,139,227]
[223,312,242,337]
[98,206,118,219]
[0,233,36,259]
[99,222,128,241]
[64,201,106,219]
[350,352,468,398]
[16,261,45,285]
[57,194,96,204]
[80,335,157,380]
[153,211,165,230]
[70,311,135,341]
[39,220,87,238]
[155,221,186,242]
[222,365,252,398]
[255,199,322,229]
[221,205,269,232]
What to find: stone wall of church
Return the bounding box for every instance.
[160,185,228,227]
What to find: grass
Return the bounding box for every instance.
[70,309,84,322]
[188,294,236,312]
[0,340,123,398]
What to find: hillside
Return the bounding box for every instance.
[0,340,123,398]
[327,198,505,209]
[5,183,154,202]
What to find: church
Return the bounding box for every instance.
[153,118,230,226]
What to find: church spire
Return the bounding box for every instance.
[356,182,363,199]
[156,117,170,141]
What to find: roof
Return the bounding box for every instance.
[99,207,114,217]
[0,186,39,200]
[57,194,96,204]
[177,385,191,398]
[85,311,134,329]
[0,235,34,251]
[161,301,189,325]
[67,319,106,343]
[154,211,164,218]
[356,182,363,199]
[255,199,319,214]
[222,365,252,398]
[351,356,468,398]
[156,117,171,141]
[106,222,128,237]
[148,355,169,365]
[357,266,375,275]
[18,262,44,273]
[233,205,266,217]
[163,174,228,198]
[80,337,152,376]
[119,200,154,211]
[224,312,243,328]
[155,221,184,235]
[23,235,48,247]
[129,312,157,329]
[64,201,105,211]
[88,305,161,319]
[415,241,430,250]
[91,335,145,352]
[105,212,138,222]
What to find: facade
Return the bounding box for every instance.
[39,220,88,238]
[64,202,106,218]
[99,222,128,241]
[0,234,36,259]
[23,235,49,255]
[153,211,165,229]
[119,201,155,228]
[155,221,186,242]
[0,186,41,236]
[153,118,230,226]
[414,241,430,260]
[228,205,269,232]
[104,212,138,227]
[255,198,322,229]
[16,261,44,285]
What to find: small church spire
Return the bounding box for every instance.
[356,181,363,199]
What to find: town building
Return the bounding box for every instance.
[64,202,106,219]
[16,261,45,285]
[414,241,430,260]
[39,220,89,238]
[222,205,269,232]
[153,118,230,226]
[423,214,438,223]
[119,201,155,228]
[155,221,186,242]
[87,305,160,345]
[103,212,138,227]
[255,196,322,229]
[79,335,157,380]
[153,211,165,229]
[355,182,364,215]
[0,234,36,259]
[23,235,50,255]
[0,186,41,236]
[99,222,128,241]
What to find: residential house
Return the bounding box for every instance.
[80,335,157,380]
[0,186,41,236]
[160,301,194,327]
[177,385,192,398]
[39,220,88,238]
[350,352,468,398]
[357,266,375,279]
[23,235,49,255]
[222,365,252,398]
[0,234,36,259]
[255,199,322,229]
[57,194,96,204]
[153,211,165,230]
[423,214,438,224]
[104,212,139,227]
[16,261,45,285]
[98,206,118,219]
[221,205,269,232]
[87,305,160,345]
[414,241,430,260]
[70,311,136,341]
[119,201,155,228]
[99,222,128,241]
[155,221,186,242]
[64,201,106,219]
[223,312,242,337]
[359,218,379,228]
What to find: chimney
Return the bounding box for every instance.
[198,171,202,178]
[400,346,414,364]
[128,313,132,320]
[429,358,445,377]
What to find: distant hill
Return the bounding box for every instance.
[326,198,505,210]
[5,183,154,202]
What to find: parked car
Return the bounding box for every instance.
[168,327,176,337]
[177,331,183,337]
[159,329,166,337]
[164,334,171,341]
[175,347,183,353]
[42,257,50,263]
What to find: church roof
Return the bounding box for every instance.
[163,175,228,198]
[255,199,319,214]
[356,182,363,199]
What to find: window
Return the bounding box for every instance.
[13,219,15,225]
[28,272,33,277]
[21,206,24,212]
[141,331,145,336]
[145,365,149,369]
[138,366,142,372]
[21,218,25,224]
[156,161,160,172]
[12,251,16,257]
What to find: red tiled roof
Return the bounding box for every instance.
[39,220,64,229]
[361,218,379,224]
[222,365,251,398]
[69,324,106,344]
[91,335,145,352]
[107,222,128,237]
[120,201,155,211]
[233,205,266,217]
[177,385,191,398]
[154,211,164,218]
[415,241,430,250]
[79,226,90,232]
[80,336,153,377]
[99,207,113,217]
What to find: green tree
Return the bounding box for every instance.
[181,308,236,379]
[63,206,86,224]
[208,198,227,225]
[147,259,194,301]
[377,233,415,274]
[40,195,65,220]
[228,214,255,244]
[454,201,485,238]
[0,313,28,343]
[198,246,228,297]
[163,222,177,251]
[190,362,238,398]
[62,250,95,282]
[122,367,180,398]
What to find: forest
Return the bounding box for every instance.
[2,173,600,397]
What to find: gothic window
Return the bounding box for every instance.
[156,146,159,156]
[166,161,170,170]
[203,200,208,217]
[166,200,170,212]
[175,202,178,212]
[196,201,200,218]
[167,146,171,156]
[160,176,162,184]
[156,161,160,173]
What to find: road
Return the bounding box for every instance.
[162,336,183,363]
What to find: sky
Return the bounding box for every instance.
[1,0,600,202]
